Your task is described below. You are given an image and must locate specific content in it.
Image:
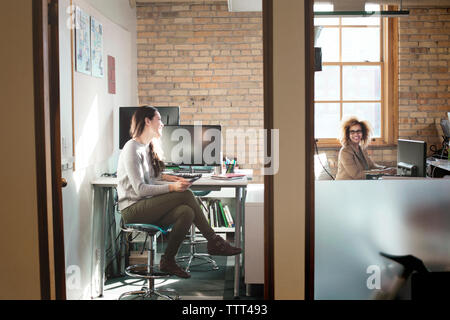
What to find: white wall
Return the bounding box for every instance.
[59,0,137,299]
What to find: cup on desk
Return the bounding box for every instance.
[226,163,235,173]
[214,166,222,175]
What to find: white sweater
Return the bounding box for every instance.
[117,139,170,211]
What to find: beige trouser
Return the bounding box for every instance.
[121,189,215,258]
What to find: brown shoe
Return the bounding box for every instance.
[160,255,191,279]
[207,235,242,256]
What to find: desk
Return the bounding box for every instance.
[190,175,248,298]
[90,177,120,299]
[91,175,248,298]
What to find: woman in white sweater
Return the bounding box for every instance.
[117,106,241,278]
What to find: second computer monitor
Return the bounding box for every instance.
[160,125,221,166]
[441,119,450,139]
[397,139,427,177]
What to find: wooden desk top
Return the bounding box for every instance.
[91,175,249,187]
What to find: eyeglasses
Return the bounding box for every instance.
[349,130,363,135]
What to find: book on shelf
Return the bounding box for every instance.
[209,203,216,228]
[216,200,227,227]
[211,173,246,180]
[218,200,229,227]
[214,200,220,228]
[223,204,234,227]
[199,198,234,229]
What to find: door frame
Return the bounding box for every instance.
[262,0,274,300]
[304,0,315,301]
[263,0,315,300]
[33,0,66,300]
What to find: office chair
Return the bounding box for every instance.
[314,149,335,180]
[373,252,450,300]
[176,192,219,272]
[119,220,179,300]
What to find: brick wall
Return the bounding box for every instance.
[398,7,450,151]
[136,1,264,183]
[317,8,450,179]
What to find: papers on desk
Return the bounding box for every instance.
[211,173,246,180]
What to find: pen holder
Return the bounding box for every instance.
[225,163,235,173]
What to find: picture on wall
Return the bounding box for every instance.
[91,17,104,78]
[75,6,91,75]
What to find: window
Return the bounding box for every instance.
[314,4,397,144]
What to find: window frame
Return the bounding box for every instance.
[315,10,398,147]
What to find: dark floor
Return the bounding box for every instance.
[100,240,263,300]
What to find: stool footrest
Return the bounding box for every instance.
[123,223,171,235]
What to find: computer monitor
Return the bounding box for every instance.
[397,139,427,177]
[160,125,221,166]
[119,106,180,149]
[441,119,450,139]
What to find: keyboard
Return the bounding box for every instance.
[366,173,402,180]
[172,168,213,174]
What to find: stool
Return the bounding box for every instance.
[176,192,218,272]
[119,222,179,300]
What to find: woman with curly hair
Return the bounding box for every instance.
[336,116,396,180]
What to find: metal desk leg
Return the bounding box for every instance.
[241,188,247,295]
[105,188,120,278]
[90,186,96,298]
[234,186,242,298]
[99,187,109,296]
[90,186,109,298]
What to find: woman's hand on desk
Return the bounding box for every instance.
[169,181,192,192]
[365,167,397,176]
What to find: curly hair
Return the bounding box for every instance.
[339,116,373,149]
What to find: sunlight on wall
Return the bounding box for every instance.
[73,167,86,194]
[75,95,100,170]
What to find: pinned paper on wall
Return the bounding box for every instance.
[75,6,91,75]
[91,17,104,78]
[108,55,116,94]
